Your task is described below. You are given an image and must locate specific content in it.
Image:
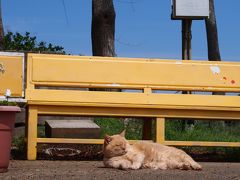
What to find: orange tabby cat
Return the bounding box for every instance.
[103,130,202,170]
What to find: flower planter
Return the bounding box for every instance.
[0,106,21,173]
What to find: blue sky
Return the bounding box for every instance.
[2,0,240,61]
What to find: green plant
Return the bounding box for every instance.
[12,135,25,152]
[94,117,144,140]
[165,120,240,142]
[0,100,17,106]
[0,89,18,106]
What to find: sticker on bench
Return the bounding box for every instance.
[210,66,221,74]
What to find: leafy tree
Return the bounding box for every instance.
[3,31,65,54]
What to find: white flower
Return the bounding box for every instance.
[5,89,11,97]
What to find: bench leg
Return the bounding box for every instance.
[156,117,165,144]
[27,106,38,160]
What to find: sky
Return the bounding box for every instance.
[2,0,240,62]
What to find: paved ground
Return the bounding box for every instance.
[1,161,240,180]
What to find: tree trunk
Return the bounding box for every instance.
[0,0,4,51]
[205,0,221,61]
[181,20,194,131]
[205,0,225,127]
[206,0,223,97]
[91,0,115,57]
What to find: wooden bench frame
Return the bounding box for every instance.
[26,53,240,160]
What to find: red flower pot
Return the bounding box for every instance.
[0,106,21,173]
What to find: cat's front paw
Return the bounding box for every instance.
[119,164,129,170]
[130,163,141,170]
[118,161,132,170]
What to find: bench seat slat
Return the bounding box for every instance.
[26,90,240,111]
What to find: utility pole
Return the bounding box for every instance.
[182,19,192,94]
[182,19,192,60]
[171,0,209,131]
[181,19,193,130]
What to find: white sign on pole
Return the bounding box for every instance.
[172,0,209,19]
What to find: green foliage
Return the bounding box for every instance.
[3,31,65,54]
[94,117,125,138]
[94,117,143,140]
[165,120,240,142]
[0,100,17,106]
[38,125,46,138]
[12,135,25,152]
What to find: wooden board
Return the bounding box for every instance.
[27,54,240,92]
[0,54,24,97]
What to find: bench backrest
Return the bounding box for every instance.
[26,53,240,93]
[0,53,24,97]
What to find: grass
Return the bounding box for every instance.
[12,135,25,152]
[94,117,143,140]
[38,125,46,138]
[94,118,240,143]
[165,120,240,142]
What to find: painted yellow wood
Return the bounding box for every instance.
[37,138,150,144]
[156,118,165,144]
[164,141,240,147]
[25,53,240,160]
[36,105,240,120]
[144,88,152,94]
[0,56,23,96]
[26,90,240,111]
[27,53,240,92]
[27,106,38,160]
[26,55,34,90]
[37,138,103,144]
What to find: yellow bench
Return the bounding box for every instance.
[26,53,240,160]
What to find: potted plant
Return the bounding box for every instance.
[0,90,21,173]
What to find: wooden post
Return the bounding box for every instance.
[181,19,193,130]
[156,118,165,144]
[182,19,192,60]
[27,106,38,160]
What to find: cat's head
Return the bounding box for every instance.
[103,130,129,158]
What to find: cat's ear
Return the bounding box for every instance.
[119,130,126,137]
[104,134,112,144]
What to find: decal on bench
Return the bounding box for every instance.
[210,66,220,74]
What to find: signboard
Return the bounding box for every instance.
[172,0,209,19]
[0,52,24,97]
